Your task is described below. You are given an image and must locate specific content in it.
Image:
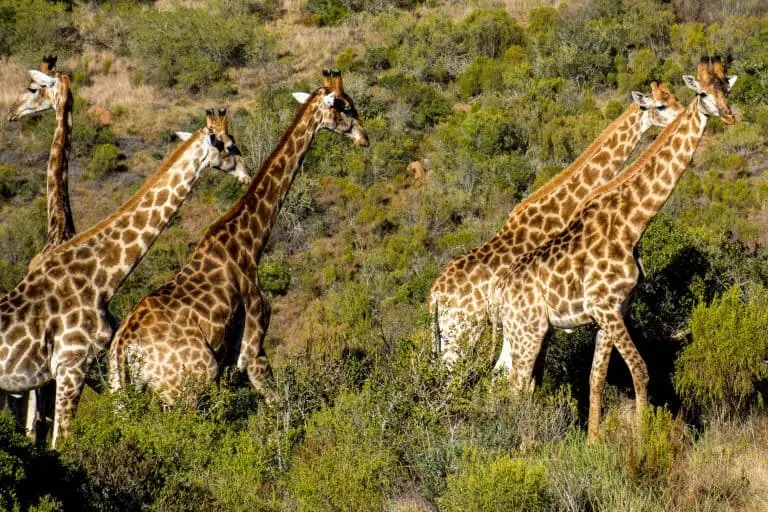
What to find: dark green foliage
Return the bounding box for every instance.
[438,450,550,512]
[0,166,38,201]
[89,143,120,179]
[458,8,525,59]
[303,0,349,26]
[0,200,46,293]
[0,0,78,60]
[674,285,768,416]
[213,176,247,209]
[0,411,83,511]
[259,255,292,294]
[127,7,275,92]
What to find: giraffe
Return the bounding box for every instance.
[493,58,736,441]
[430,82,683,365]
[107,70,368,404]
[5,55,76,442]
[6,55,76,266]
[0,108,250,447]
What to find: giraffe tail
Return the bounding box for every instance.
[433,298,442,356]
[107,324,130,392]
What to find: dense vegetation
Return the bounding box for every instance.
[0,0,767,510]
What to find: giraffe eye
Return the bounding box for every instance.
[656,105,666,111]
[28,88,38,94]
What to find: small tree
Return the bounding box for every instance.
[674,284,768,417]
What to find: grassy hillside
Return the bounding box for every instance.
[1,0,767,510]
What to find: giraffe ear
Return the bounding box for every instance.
[726,75,737,91]
[175,131,193,141]
[631,91,650,108]
[292,92,311,104]
[682,75,700,92]
[28,69,56,87]
[322,91,336,108]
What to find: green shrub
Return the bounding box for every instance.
[288,391,399,512]
[303,0,349,26]
[438,450,550,512]
[0,0,77,60]
[128,7,275,91]
[0,199,46,292]
[89,143,120,179]
[674,284,768,416]
[259,255,292,294]
[459,8,525,59]
[0,411,82,511]
[213,175,247,208]
[0,166,36,201]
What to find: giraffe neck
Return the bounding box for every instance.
[493,104,645,255]
[204,93,323,273]
[598,99,706,241]
[45,80,75,246]
[53,131,213,297]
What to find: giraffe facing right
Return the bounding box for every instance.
[0,109,249,447]
[108,70,368,404]
[430,81,683,365]
[494,58,736,441]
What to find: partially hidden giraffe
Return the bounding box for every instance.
[107,70,368,404]
[0,109,250,447]
[7,55,76,268]
[5,56,76,441]
[429,82,683,365]
[493,58,736,441]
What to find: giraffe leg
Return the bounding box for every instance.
[503,304,549,395]
[590,317,649,440]
[25,390,37,443]
[51,350,88,449]
[0,391,6,411]
[587,329,612,443]
[610,324,649,424]
[238,290,277,403]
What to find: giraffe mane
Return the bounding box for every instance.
[48,131,205,251]
[204,88,326,236]
[512,103,642,210]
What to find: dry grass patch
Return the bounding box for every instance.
[77,54,157,112]
[0,57,29,112]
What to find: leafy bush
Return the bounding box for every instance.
[459,8,525,59]
[0,0,77,60]
[259,255,292,294]
[127,7,275,91]
[0,411,82,511]
[438,450,550,512]
[674,284,768,416]
[89,143,120,179]
[303,0,349,26]
[288,391,399,511]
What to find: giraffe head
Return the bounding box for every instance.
[631,80,683,131]
[292,69,369,147]
[176,108,251,184]
[7,55,71,121]
[683,56,737,125]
